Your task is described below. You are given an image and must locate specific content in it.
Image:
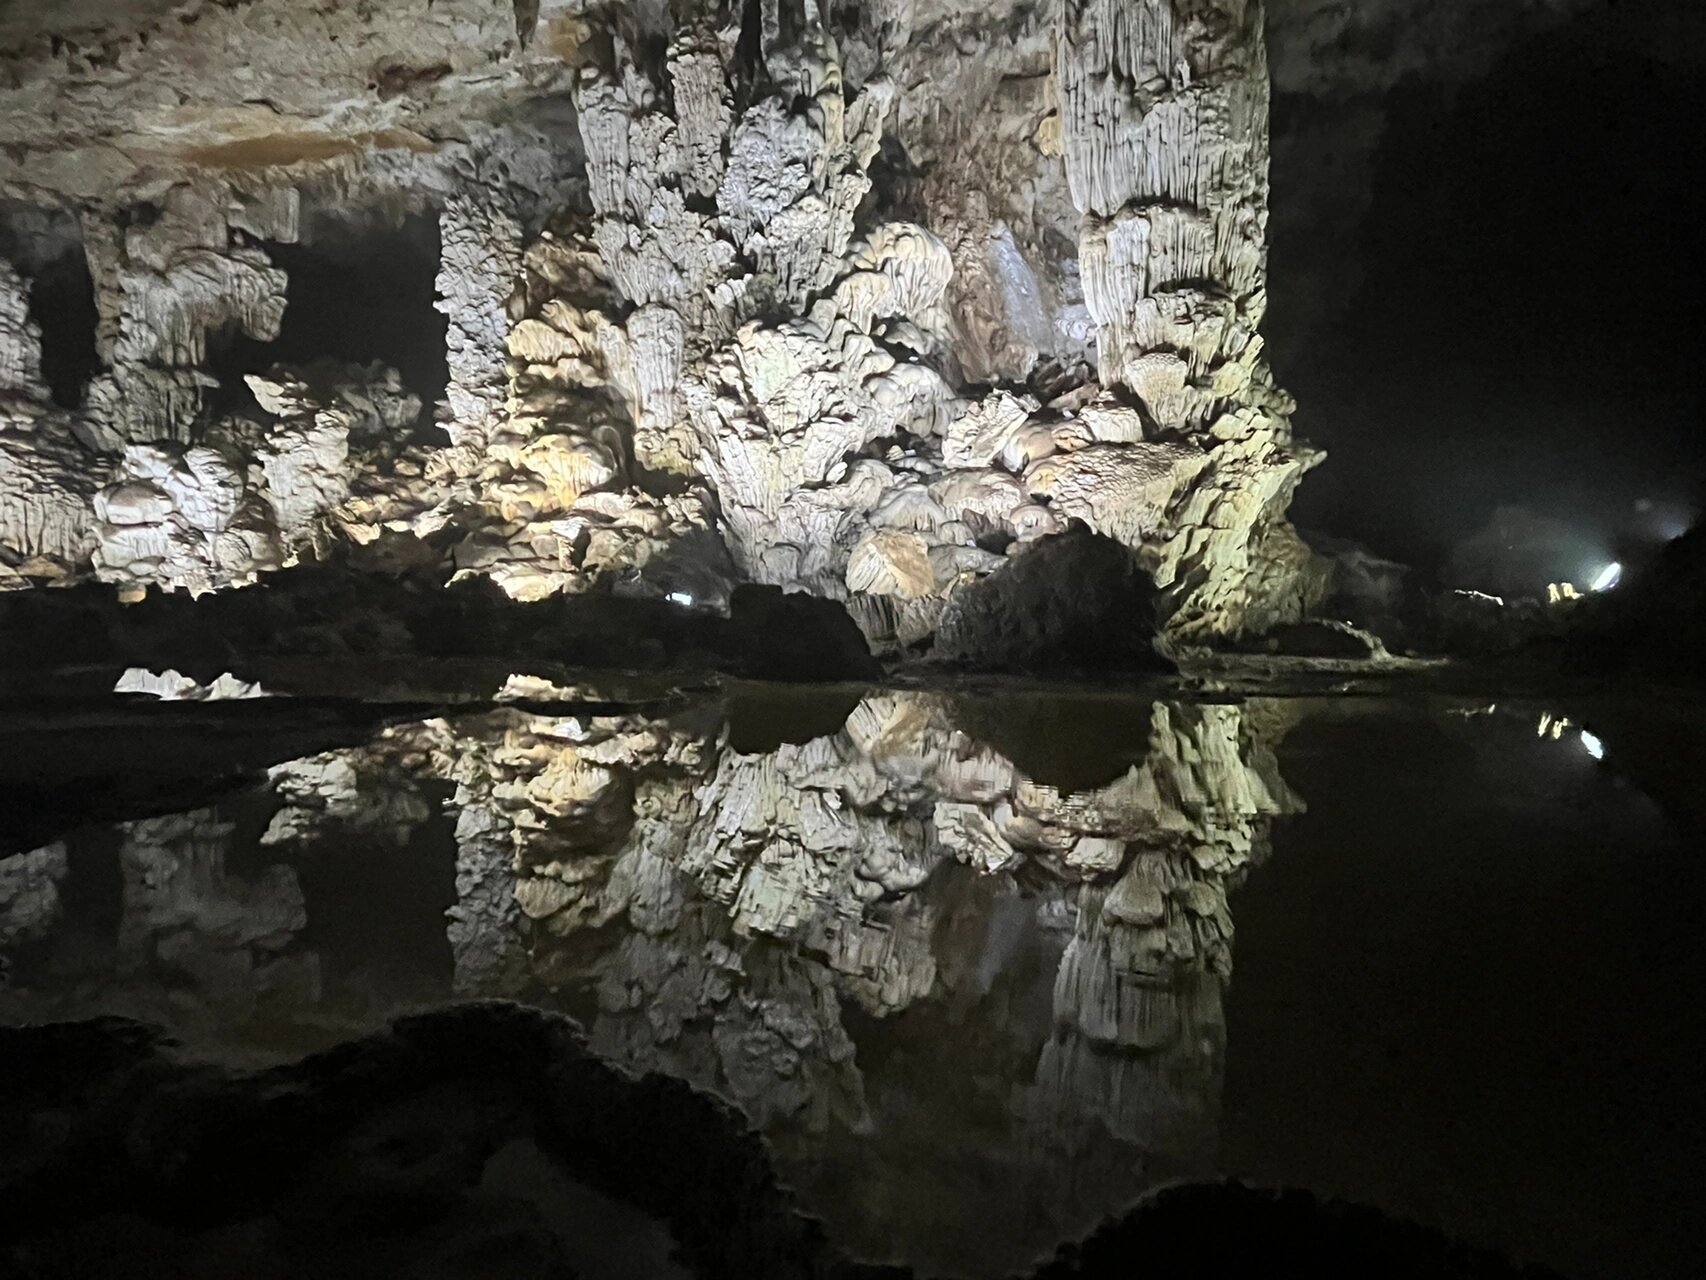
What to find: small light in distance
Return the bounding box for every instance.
[1580,729,1605,761]
[1590,562,1622,592]
[666,590,694,607]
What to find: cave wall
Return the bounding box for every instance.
[0,0,1339,648]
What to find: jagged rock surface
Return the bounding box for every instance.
[0,0,1334,654]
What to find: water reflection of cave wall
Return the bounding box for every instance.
[431,691,1301,1275]
[0,691,1300,1277]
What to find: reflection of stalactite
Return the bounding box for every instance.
[1019,700,1298,1179]
[6,689,1305,1278]
[115,809,318,1019]
[585,899,871,1135]
[447,802,530,997]
[441,717,531,997]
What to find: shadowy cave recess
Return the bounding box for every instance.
[0,201,101,410]
[207,205,449,433]
[1265,0,1706,580]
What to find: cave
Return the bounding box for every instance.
[206,206,449,429]
[0,201,100,410]
[2,3,1704,1279]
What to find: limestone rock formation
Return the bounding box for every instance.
[0,0,1336,655]
[90,360,421,595]
[85,184,292,445]
[1,260,103,585]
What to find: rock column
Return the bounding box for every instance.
[434,191,523,463]
[1057,0,1322,638]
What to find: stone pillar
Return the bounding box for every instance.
[1056,0,1323,638]
[434,191,522,462]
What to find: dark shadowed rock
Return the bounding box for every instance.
[717,586,883,683]
[932,528,1172,675]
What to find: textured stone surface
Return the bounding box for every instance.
[0,0,1359,654]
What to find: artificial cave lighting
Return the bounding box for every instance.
[1591,561,1623,592]
[1580,729,1606,761]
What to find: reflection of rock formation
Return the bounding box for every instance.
[113,809,319,1023]
[444,689,1301,1275]
[2,689,1300,1276]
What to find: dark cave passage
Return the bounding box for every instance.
[28,247,101,411]
[0,202,101,410]
[208,208,449,426]
[1268,0,1706,579]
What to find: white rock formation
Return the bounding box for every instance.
[114,668,270,700]
[436,192,523,459]
[0,0,1334,648]
[85,184,292,445]
[1053,0,1324,637]
[90,360,421,595]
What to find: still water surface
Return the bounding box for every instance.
[3,685,1702,1278]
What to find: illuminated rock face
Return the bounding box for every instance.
[0,0,1322,649]
[1,260,102,583]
